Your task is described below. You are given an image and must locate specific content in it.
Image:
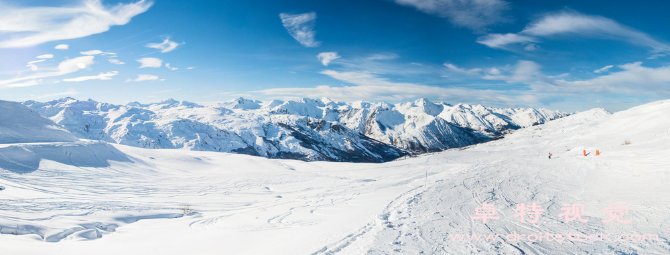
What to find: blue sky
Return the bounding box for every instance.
[1,0,669,112]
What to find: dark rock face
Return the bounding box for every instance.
[276,122,407,163]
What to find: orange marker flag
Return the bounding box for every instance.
[583,150,587,156]
[596,150,600,156]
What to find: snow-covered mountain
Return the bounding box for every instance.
[0,100,131,173]
[0,100,78,144]
[22,97,567,162]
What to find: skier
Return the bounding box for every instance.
[548,153,552,159]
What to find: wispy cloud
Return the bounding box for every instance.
[63,71,118,82]
[26,59,46,71]
[330,53,434,78]
[187,67,196,70]
[647,53,667,60]
[109,59,125,65]
[270,55,670,107]
[257,70,523,105]
[145,38,182,53]
[55,44,69,50]
[367,53,399,60]
[36,54,53,59]
[317,52,340,66]
[137,57,162,68]
[393,0,510,32]
[1,56,94,88]
[80,50,104,55]
[477,11,670,56]
[152,88,180,93]
[279,12,320,47]
[6,80,42,88]
[594,65,614,73]
[165,63,178,70]
[0,0,153,48]
[480,60,670,95]
[126,74,159,82]
[476,33,536,50]
[444,63,482,75]
[554,62,670,94]
[482,60,541,83]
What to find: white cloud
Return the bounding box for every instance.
[187,67,196,70]
[126,74,159,82]
[109,59,125,65]
[137,57,162,68]
[36,54,53,59]
[63,71,118,82]
[367,53,399,60]
[393,0,510,31]
[1,56,94,88]
[594,65,614,73]
[477,12,670,56]
[145,38,182,53]
[80,50,104,55]
[444,63,482,75]
[165,63,178,70]
[0,0,152,48]
[476,33,537,49]
[524,44,538,51]
[279,12,320,47]
[317,52,340,66]
[55,44,69,50]
[507,60,541,83]
[488,68,501,75]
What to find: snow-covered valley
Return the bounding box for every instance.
[1,98,669,254]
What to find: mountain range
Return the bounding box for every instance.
[21,97,568,162]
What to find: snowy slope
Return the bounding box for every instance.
[0,100,132,173]
[343,99,670,254]
[0,99,668,254]
[0,100,78,144]
[22,97,567,161]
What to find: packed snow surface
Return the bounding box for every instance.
[0,99,668,254]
